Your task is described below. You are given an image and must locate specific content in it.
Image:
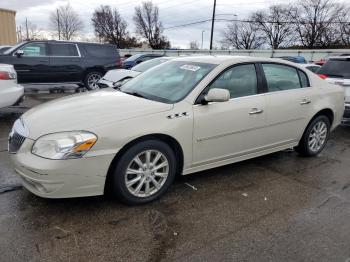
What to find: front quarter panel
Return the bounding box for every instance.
[88,101,194,171]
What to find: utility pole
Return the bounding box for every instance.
[209,0,217,50]
[57,9,61,40]
[201,30,205,49]
[25,17,29,40]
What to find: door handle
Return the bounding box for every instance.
[300,99,311,105]
[249,108,264,115]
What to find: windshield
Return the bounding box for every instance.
[131,58,170,73]
[120,61,216,103]
[318,59,350,78]
[3,42,26,55]
[124,54,143,62]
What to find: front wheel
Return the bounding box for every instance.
[83,71,103,90]
[110,140,177,205]
[295,115,330,157]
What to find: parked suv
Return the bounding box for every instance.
[318,56,350,122]
[0,41,122,90]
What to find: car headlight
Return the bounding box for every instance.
[32,131,97,160]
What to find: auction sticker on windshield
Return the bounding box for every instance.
[180,65,201,72]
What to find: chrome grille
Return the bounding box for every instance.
[8,132,26,153]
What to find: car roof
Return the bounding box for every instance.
[171,55,301,65]
[300,63,321,67]
[22,40,117,47]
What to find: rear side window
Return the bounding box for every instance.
[318,59,350,78]
[298,70,310,87]
[83,44,118,57]
[50,43,78,56]
[209,64,257,98]
[262,64,303,92]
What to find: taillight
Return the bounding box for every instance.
[0,71,16,80]
[0,71,10,80]
[116,58,122,67]
[318,74,328,79]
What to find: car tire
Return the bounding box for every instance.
[110,140,177,205]
[295,115,330,157]
[83,71,103,90]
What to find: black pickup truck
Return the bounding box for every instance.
[0,40,122,90]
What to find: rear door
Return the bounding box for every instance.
[193,63,267,166]
[48,42,82,82]
[13,42,50,83]
[261,63,315,146]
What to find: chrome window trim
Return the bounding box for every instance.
[13,42,81,58]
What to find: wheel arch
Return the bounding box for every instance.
[83,67,106,80]
[299,108,334,142]
[311,108,334,126]
[104,133,184,194]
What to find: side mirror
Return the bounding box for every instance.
[15,50,24,58]
[204,88,230,103]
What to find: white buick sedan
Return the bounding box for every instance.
[9,56,344,205]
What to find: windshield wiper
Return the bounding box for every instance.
[123,91,149,99]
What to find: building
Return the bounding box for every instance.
[0,8,16,45]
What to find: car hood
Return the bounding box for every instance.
[102,69,140,83]
[22,89,173,139]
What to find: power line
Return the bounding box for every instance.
[164,19,212,30]
[164,18,350,30]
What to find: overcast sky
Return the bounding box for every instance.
[2,0,294,48]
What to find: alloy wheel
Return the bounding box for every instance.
[308,121,328,152]
[124,150,169,198]
[87,73,102,90]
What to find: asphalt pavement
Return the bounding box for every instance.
[1,91,350,262]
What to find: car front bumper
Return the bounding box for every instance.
[10,139,115,198]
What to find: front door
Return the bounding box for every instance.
[192,63,267,166]
[14,42,50,83]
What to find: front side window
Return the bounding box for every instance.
[50,43,78,56]
[208,64,258,99]
[262,64,302,92]
[120,61,216,103]
[19,43,46,57]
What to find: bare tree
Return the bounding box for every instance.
[252,5,296,49]
[221,20,264,49]
[337,7,350,46]
[50,4,84,40]
[21,19,42,40]
[189,40,199,50]
[92,5,140,48]
[291,0,343,48]
[133,1,170,49]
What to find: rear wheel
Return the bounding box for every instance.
[295,115,330,157]
[110,140,177,205]
[84,71,103,90]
